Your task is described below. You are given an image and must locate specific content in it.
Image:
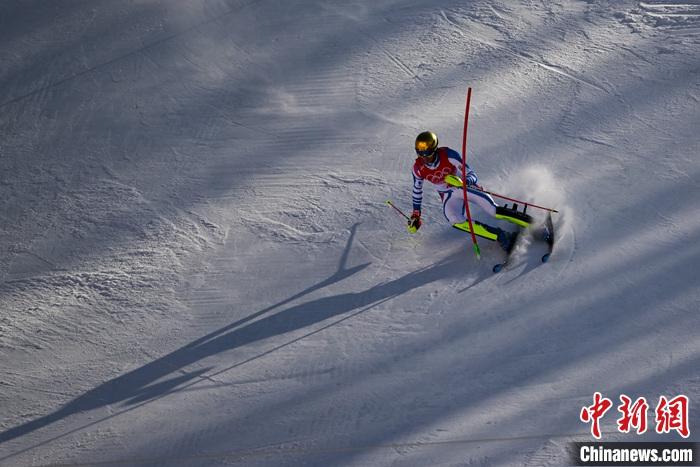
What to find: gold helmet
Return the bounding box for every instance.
[415,131,438,158]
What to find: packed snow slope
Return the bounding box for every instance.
[1,0,699,465]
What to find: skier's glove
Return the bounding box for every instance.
[466,174,478,187]
[407,210,421,233]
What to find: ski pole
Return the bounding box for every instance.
[444,175,559,213]
[475,186,559,213]
[385,200,410,220]
[461,87,481,260]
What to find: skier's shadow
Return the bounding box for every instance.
[0,224,463,456]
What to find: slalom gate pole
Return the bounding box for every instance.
[461,87,481,260]
[385,200,410,220]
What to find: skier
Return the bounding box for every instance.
[408,131,532,252]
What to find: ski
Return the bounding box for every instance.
[492,229,522,273]
[492,213,554,273]
[541,212,555,263]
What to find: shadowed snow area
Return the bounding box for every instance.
[1,0,699,465]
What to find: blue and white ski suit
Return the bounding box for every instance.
[412,147,499,224]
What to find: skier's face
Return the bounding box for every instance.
[417,149,437,163]
[416,148,435,158]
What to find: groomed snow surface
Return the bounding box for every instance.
[1,0,699,465]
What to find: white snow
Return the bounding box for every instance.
[1,0,699,465]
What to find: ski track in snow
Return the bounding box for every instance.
[1,0,699,465]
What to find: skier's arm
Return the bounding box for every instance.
[447,148,478,186]
[408,169,423,233]
[412,170,424,212]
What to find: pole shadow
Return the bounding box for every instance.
[0,230,462,457]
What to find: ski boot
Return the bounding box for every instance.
[492,228,521,273]
[497,229,519,253]
[495,203,533,228]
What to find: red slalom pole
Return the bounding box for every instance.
[461,87,481,260]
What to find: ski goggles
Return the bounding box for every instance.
[416,148,436,158]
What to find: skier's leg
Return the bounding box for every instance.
[441,189,465,224]
[465,187,497,217]
[463,186,533,227]
[443,189,514,248]
[466,187,532,227]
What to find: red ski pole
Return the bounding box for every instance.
[385,200,410,220]
[474,186,559,213]
[461,87,480,260]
